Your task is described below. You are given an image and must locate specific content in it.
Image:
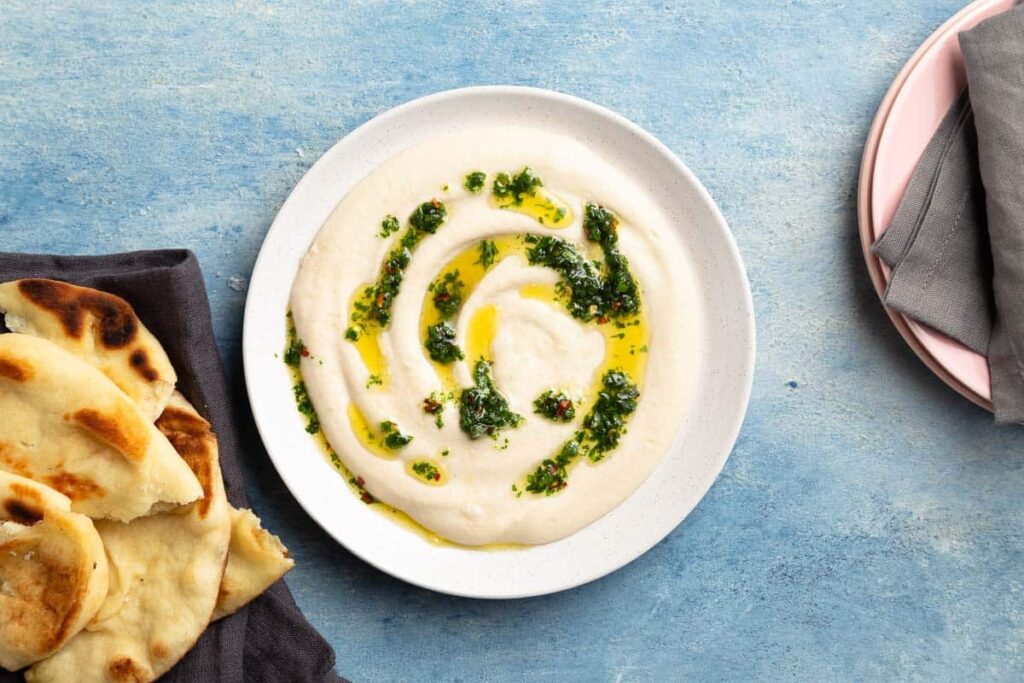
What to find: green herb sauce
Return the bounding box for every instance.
[525,203,639,322]
[459,359,524,440]
[411,461,441,482]
[347,200,448,338]
[525,369,639,495]
[492,167,543,203]
[464,171,486,193]
[379,420,414,450]
[430,270,465,319]
[425,321,464,364]
[284,315,321,435]
[378,214,400,239]
[533,390,576,422]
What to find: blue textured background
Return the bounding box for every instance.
[4,1,1024,680]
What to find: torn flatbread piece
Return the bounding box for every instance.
[0,279,176,421]
[0,334,201,521]
[27,393,231,683]
[0,471,108,672]
[213,507,294,620]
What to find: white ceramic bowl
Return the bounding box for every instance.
[243,86,755,598]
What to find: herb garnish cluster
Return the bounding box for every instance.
[526,203,639,322]
[425,321,463,363]
[379,420,414,450]
[459,359,524,440]
[525,370,640,495]
[347,200,448,339]
[411,461,442,482]
[533,390,575,422]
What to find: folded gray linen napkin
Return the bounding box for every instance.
[0,250,344,683]
[872,4,1024,424]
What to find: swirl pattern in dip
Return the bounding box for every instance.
[290,127,699,546]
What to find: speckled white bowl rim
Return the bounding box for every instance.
[242,86,755,599]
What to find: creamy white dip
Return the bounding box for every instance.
[290,127,699,546]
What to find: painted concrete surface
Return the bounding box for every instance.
[3,1,1024,680]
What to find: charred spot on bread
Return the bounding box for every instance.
[0,445,32,477]
[3,482,45,524]
[43,472,105,503]
[17,279,139,348]
[129,349,160,381]
[107,656,148,683]
[149,640,170,662]
[67,408,148,462]
[0,355,32,382]
[2,498,43,525]
[156,406,216,517]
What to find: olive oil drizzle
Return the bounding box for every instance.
[306,173,651,544]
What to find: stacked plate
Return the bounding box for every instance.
[857,0,1012,410]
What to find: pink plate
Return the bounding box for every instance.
[858,0,1012,411]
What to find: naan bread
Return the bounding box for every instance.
[213,507,294,620]
[0,279,176,421]
[0,472,108,672]
[0,279,298,620]
[0,334,202,521]
[27,393,232,683]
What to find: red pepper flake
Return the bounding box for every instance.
[300,346,310,357]
[431,198,440,209]
[555,399,570,417]
[360,492,374,504]
[376,292,386,307]
[433,472,440,481]
[435,293,450,303]
[596,315,609,325]
[423,398,441,414]
[355,476,365,487]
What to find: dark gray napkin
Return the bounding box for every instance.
[872,4,1024,424]
[961,7,1024,423]
[0,250,343,683]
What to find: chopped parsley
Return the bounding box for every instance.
[464,171,486,193]
[525,440,577,495]
[476,240,499,270]
[459,359,523,440]
[525,203,639,322]
[292,380,320,435]
[379,420,413,450]
[525,370,639,495]
[348,200,448,337]
[425,322,464,364]
[284,335,304,367]
[409,199,447,234]
[411,461,441,482]
[284,312,320,434]
[430,270,465,319]
[378,214,400,239]
[492,167,542,204]
[533,391,575,422]
[581,370,639,461]
[283,312,305,366]
[366,374,383,388]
